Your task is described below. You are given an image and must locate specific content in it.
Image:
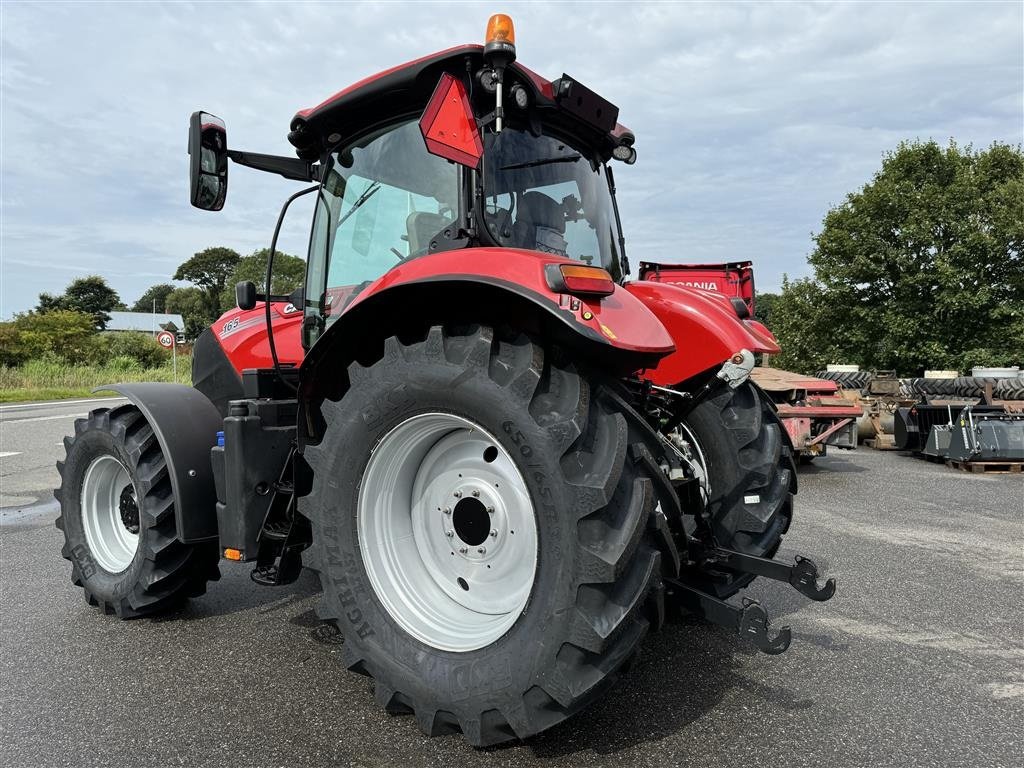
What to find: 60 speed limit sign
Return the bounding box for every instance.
[157,331,174,348]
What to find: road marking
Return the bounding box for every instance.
[0,414,83,424]
[0,452,22,458]
[0,397,126,412]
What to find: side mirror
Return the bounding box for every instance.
[189,111,228,210]
[235,281,257,311]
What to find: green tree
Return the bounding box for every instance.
[753,291,779,328]
[173,247,240,317]
[218,249,305,310]
[771,140,1023,375]
[36,275,121,329]
[165,286,215,340]
[131,283,176,313]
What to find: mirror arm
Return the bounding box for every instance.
[226,150,320,182]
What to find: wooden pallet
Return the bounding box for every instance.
[946,459,1023,474]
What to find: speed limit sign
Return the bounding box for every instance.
[157,331,174,348]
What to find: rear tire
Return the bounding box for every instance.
[674,382,795,598]
[301,326,677,746]
[55,405,220,617]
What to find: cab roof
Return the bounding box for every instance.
[287,45,633,160]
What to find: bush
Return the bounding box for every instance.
[0,310,98,366]
[98,332,171,368]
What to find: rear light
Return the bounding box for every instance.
[224,548,242,561]
[546,264,616,297]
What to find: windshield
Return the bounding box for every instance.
[305,120,460,324]
[481,129,623,280]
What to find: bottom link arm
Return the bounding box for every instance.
[669,579,792,655]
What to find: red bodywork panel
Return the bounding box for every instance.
[638,261,755,316]
[625,280,780,386]
[214,302,304,374]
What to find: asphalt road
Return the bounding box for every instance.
[1,399,1021,768]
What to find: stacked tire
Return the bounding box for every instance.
[995,376,1024,401]
[814,370,871,390]
[904,378,957,397]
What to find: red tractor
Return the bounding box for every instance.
[56,16,834,746]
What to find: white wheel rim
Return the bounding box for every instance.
[357,413,538,652]
[80,455,140,573]
[672,423,712,501]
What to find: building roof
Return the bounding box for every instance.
[105,311,185,333]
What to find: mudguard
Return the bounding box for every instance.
[625,280,781,386]
[300,247,676,396]
[94,383,223,543]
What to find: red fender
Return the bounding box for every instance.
[339,247,675,355]
[625,281,780,386]
[298,247,676,386]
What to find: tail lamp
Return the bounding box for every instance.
[545,264,616,298]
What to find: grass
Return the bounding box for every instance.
[0,355,193,404]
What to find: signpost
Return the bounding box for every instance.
[157,331,177,382]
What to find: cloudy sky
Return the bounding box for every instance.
[1,1,1021,317]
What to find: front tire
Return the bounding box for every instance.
[55,405,220,617]
[301,326,676,746]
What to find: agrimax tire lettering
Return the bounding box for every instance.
[71,544,97,580]
[360,384,413,431]
[323,524,375,640]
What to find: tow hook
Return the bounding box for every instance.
[668,581,792,654]
[705,548,836,602]
[671,550,835,655]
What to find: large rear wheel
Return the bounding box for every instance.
[302,325,678,746]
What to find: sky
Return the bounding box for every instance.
[1,1,1021,318]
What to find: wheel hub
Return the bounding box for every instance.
[358,413,538,652]
[118,485,140,534]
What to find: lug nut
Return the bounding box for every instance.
[487,506,494,514]
[490,530,497,538]
[454,491,462,498]
[443,507,451,515]
[472,489,480,497]
[477,547,486,554]
[459,547,468,554]
[446,531,454,538]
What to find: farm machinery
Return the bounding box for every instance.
[638,261,862,459]
[54,16,836,746]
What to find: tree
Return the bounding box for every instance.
[131,284,176,313]
[173,247,240,317]
[35,275,121,329]
[770,140,1024,375]
[217,249,305,310]
[164,286,216,341]
[753,291,779,329]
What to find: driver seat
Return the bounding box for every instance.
[406,211,451,256]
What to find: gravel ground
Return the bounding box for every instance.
[1,435,1021,767]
